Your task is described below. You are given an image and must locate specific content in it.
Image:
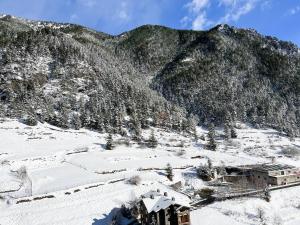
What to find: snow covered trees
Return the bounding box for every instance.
[105,133,114,150]
[21,115,37,126]
[2,17,299,138]
[224,122,230,140]
[197,158,215,181]
[165,163,174,181]
[197,165,214,181]
[147,130,158,148]
[230,127,237,138]
[224,113,237,140]
[207,124,217,151]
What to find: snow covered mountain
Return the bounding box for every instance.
[0,15,300,225]
[0,15,299,136]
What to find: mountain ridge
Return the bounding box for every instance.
[0,15,299,136]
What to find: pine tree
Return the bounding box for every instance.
[105,133,114,150]
[224,122,230,140]
[165,163,174,181]
[71,113,81,130]
[193,126,198,142]
[148,130,158,148]
[230,127,237,138]
[208,158,213,169]
[207,123,217,151]
[133,119,142,141]
[287,124,296,142]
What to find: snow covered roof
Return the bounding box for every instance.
[251,163,296,172]
[140,190,190,213]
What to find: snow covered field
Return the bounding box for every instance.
[0,118,299,225]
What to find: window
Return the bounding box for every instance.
[181,215,189,223]
[258,176,260,178]
[281,171,284,175]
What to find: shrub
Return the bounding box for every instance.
[165,163,174,181]
[126,176,141,185]
[21,115,37,126]
[176,149,186,156]
[197,188,214,199]
[197,165,214,181]
[281,146,300,157]
[106,134,115,150]
[147,130,158,148]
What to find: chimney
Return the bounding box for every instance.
[164,192,168,197]
[150,194,154,199]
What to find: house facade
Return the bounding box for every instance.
[136,190,190,225]
[221,164,300,188]
[249,164,300,187]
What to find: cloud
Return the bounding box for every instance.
[186,0,210,13]
[183,0,211,30]
[70,14,78,22]
[183,0,262,31]
[180,16,192,27]
[115,2,130,21]
[78,0,96,8]
[219,0,257,23]
[260,0,271,11]
[218,0,237,7]
[192,12,207,29]
[289,5,300,15]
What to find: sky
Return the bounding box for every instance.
[0,0,300,46]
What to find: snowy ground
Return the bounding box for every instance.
[0,119,299,225]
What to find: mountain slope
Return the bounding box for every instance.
[0,16,299,135]
[0,15,188,134]
[152,25,300,135]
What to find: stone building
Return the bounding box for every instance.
[135,190,191,225]
[221,163,300,188]
[249,163,300,187]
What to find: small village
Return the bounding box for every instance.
[111,162,300,225]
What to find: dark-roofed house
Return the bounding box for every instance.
[249,163,300,187]
[136,190,190,225]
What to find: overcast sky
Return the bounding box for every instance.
[0,0,299,46]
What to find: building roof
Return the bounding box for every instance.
[251,163,295,172]
[140,190,190,213]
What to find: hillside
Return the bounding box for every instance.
[0,15,299,136]
[0,119,300,225]
[152,24,300,133]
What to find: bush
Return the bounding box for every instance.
[147,130,158,148]
[106,134,115,150]
[281,146,300,157]
[196,188,214,199]
[197,165,214,181]
[21,115,37,126]
[165,163,174,181]
[176,149,186,156]
[126,176,141,185]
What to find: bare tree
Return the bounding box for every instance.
[12,166,32,196]
[257,207,267,225]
